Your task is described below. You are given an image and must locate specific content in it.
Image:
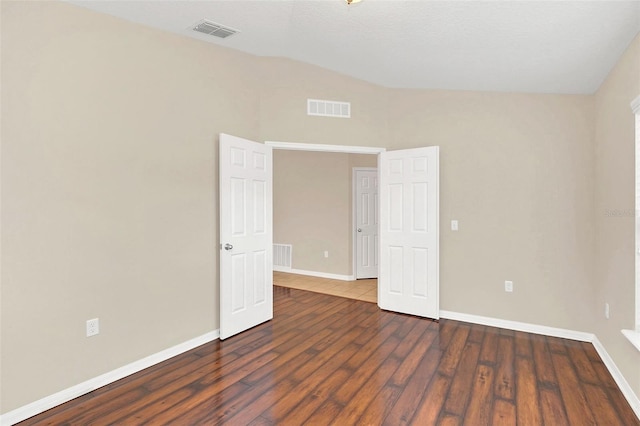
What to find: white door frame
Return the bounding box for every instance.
[265,141,385,156]
[352,167,378,280]
[264,141,439,319]
[266,141,385,283]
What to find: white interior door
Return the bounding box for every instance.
[219,133,273,340]
[378,146,439,319]
[355,168,378,279]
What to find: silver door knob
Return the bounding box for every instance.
[224,243,233,250]
[357,228,362,232]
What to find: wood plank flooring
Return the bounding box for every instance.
[18,287,639,425]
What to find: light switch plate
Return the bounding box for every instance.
[505,281,513,292]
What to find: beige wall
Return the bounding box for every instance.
[1,1,260,412]
[258,57,390,148]
[594,34,640,397]
[2,0,639,416]
[273,151,376,276]
[388,90,596,331]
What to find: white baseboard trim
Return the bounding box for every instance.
[439,310,594,342]
[622,329,640,352]
[280,268,355,282]
[0,330,220,426]
[273,265,292,273]
[592,337,640,420]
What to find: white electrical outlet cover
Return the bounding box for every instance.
[505,281,513,292]
[86,318,100,337]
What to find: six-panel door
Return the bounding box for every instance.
[219,133,273,340]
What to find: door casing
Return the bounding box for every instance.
[266,142,439,317]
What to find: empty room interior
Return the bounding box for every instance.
[273,149,379,302]
[2,0,640,424]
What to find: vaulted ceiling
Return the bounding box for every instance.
[70,0,640,94]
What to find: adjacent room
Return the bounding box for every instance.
[2,0,640,424]
[273,149,378,302]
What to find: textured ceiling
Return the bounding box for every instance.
[69,0,640,94]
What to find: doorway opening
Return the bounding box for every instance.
[267,141,384,302]
[220,136,439,340]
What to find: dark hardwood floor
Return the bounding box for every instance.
[19,286,639,425]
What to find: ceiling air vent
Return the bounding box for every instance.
[307,99,351,118]
[192,20,239,39]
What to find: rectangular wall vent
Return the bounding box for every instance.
[307,99,351,118]
[273,244,292,271]
[193,20,239,39]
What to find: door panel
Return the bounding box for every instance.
[220,134,273,340]
[355,169,378,279]
[379,146,439,319]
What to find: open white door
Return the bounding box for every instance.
[378,146,439,319]
[219,133,273,340]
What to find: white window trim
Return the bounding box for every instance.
[625,94,640,351]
